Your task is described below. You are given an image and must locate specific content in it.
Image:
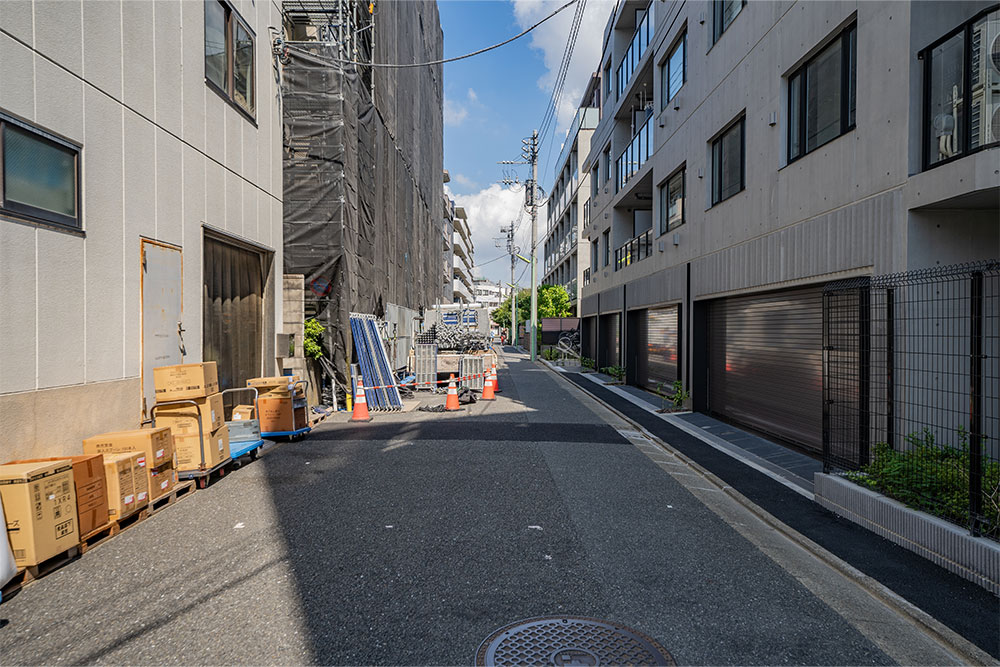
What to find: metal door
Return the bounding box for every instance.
[708,286,823,452]
[643,305,679,390]
[598,313,620,369]
[141,240,184,417]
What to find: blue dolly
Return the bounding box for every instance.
[259,379,312,441]
[222,387,266,462]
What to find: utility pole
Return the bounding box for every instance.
[524,130,539,362]
[498,222,518,347]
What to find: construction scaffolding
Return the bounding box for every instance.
[281,0,444,387]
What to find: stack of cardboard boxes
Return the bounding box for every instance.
[0,461,80,570]
[249,376,308,433]
[6,455,109,538]
[152,362,231,471]
[83,427,177,503]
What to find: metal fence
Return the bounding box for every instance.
[823,260,999,540]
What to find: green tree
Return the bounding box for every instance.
[491,289,531,330]
[491,284,571,329]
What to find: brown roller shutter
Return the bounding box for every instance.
[707,286,823,453]
[203,236,265,409]
[643,306,679,390]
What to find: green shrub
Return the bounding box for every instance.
[845,427,999,539]
[541,347,561,361]
[656,380,689,410]
[581,357,596,371]
[303,318,325,360]
[600,365,626,382]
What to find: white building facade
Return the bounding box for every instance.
[452,205,475,303]
[0,0,284,460]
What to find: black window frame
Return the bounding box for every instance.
[920,4,1000,171]
[602,228,611,267]
[712,0,746,45]
[0,114,82,232]
[661,31,687,110]
[711,115,746,206]
[659,166,685,235]
[602,144,612,184]
[204,0,256,122]
[787,22,857,163]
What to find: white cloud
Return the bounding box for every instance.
[446,183,549,284]
[467,88,478,103]
[511,0,610,159]
[444,98,468,126]
[453,173,477,188]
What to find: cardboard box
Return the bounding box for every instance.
[103,452,149,520]
[83,427,174,469]
[247,376,304,399]
[257,396,294,433]
[8,455,109,536]
[174,425,231,471]
[0,461,78,567]
[231,404,256,421]
[149,462,177,501]
[155,393,224,435]
[153,362,219,401]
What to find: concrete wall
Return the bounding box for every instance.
[0,0,284,458]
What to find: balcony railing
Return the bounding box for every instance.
[583,199,591,228]
[614,228,653,271]
[615,2,653,100]
[616,114,653,193]
[583,268,591,286]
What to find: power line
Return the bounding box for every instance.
[287,0,579,68]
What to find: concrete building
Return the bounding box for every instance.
[442,172,455,304]
[0,0,284,460]
[452,206,475,303]
[581,0,999,455]
[542,77,601,314]
[472,278,504,311]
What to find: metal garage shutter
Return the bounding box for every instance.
[582,316,597,361]
[203,236,265,408]
[599,313,620,368]
[708,286,823,452]
[643,306,679,390]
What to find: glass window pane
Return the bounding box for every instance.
[233,21,254,113]
[660,63,667,110]
[847,26,857,127]
[970,10,1000,150]
[668,37,684,100]
[3,124,77,219]
[668,170,684,230]
[789,73,802,159]
[712,139,722,203]
[720,122,743,201]
[805,37,842,152]
[927,31,965,165]
[658,182,667,234]
[722,0,742,32]
[204,0,227,91]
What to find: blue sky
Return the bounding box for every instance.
[438,0,609,284]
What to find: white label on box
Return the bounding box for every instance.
[155,448,164,459]
[137,456,146,468]
[124,494,134,504]
[234,414,244,420]
[218,437,224,451]
[211,409,217,422]
[137,491,147,501]
[160,479,168,490]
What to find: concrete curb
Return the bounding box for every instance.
[536,360,997,666]
[815,473,1000,595]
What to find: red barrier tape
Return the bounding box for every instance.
[359,370,494,391]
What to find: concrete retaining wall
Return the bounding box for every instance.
[814,473,1000,594]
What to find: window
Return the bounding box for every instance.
[602,229,610,267]
[0,116,80,230]
[603,144,612,183]
[661,33,686,109]
[604,60,612,100]
[923,7,1000,168]
[591,240,599,274]
[712,116,745,205]
[713,0,745,44]
[659,168,685,234]
[788,24,857,161]
[204,0,255,117]
[591,165,599,199]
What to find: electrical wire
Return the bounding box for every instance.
[286,0,580,68]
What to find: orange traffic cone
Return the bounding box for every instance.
[481,374,496,401]
[351,376,373,422]
[490,363,501,393]
[445,374,462,411]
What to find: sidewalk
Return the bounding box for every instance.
[556,366,999,659]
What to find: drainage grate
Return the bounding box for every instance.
[475,616,675,666]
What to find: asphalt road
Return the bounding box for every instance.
[0,350,980,664]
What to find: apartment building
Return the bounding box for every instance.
[442,173,456,304]
[472,278,505,310]
[453,206,475,303]
[542,76,601,314]
[0,0,284,460]
[582,0,999,455]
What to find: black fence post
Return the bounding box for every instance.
[969,271,984,537]
[886,288,895,451]
[859,280,871,466]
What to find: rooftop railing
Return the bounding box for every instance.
[615,2,653,100]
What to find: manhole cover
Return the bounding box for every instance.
[476,616,675,666]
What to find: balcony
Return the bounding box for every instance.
[616,113,653,193]
[565,277,578,300]
[615,2,653,101]
[614,228,653,271]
